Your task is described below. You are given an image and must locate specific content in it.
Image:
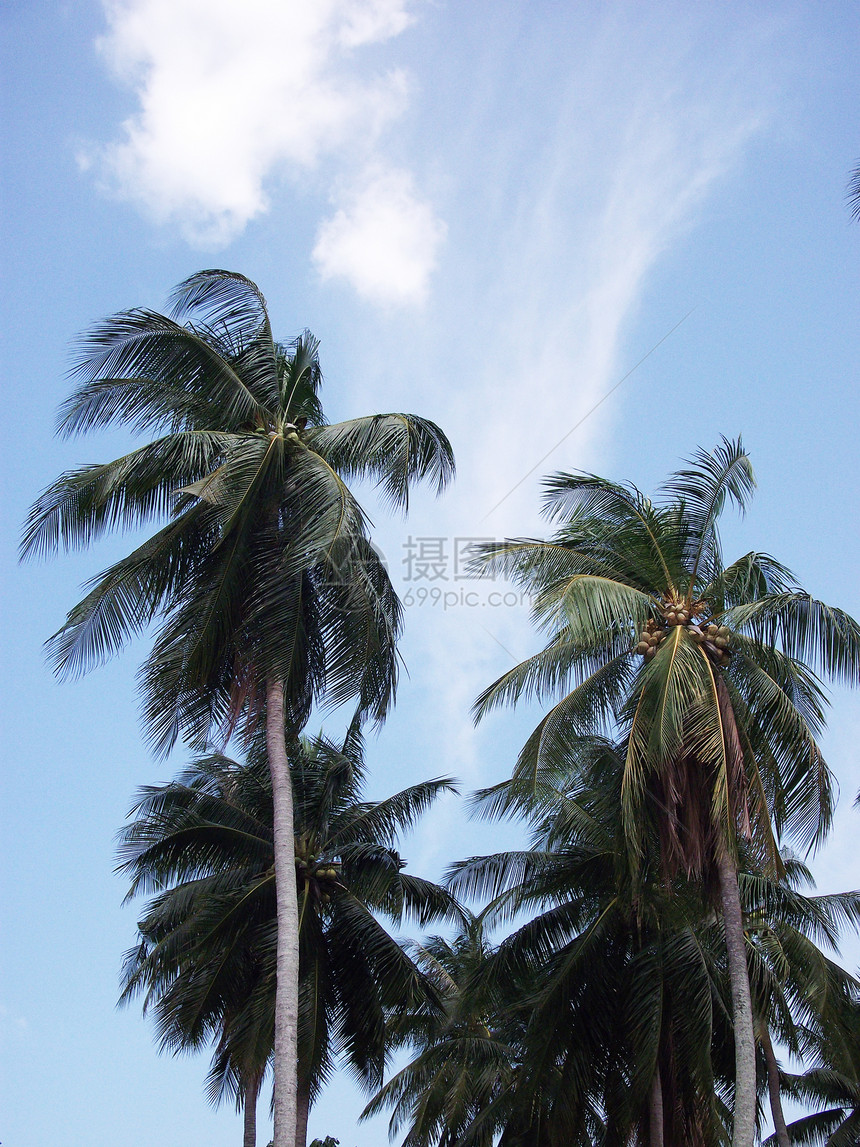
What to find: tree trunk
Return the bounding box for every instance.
[716,839,757,1147]
[760,1024,790,1147]
[267,678,299,1147]
[243,1073,260,1147]
[649,1066,665,1147]
[296,1074,311,1147]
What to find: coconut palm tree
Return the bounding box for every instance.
[370,738,860,1146]
[448,746,860,1146]
[21,269,455,1147]
[362,910,534,1147]
[471,439,860,1146]
[449,736,734,1147]
[119,721,459,1147]
[760,993,860,1146]
[739,858,860,1147]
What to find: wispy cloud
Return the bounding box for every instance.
[348,7,776,883]
[89,0,444,302]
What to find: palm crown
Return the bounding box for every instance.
[449,738,732,1146]
[474,438,859,876]
[421,739,860,1146]
[22,269,455,749]
[363,911,524,1147]
[119,725,459,1145]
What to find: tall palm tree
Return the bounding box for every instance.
[471,439,860,1146]
[22,269,455,1147]
[119,722,459,1146]
[449,737,734,1147]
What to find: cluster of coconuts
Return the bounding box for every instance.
[295,855,341,902]
[701,622,732,666]
[634,605,732,666]
[315,863,340,903]
[635,618,664,660]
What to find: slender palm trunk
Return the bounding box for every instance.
[716,839,757,1147]
[649,1067,665,1147]
[243,1073,260,1147]
[760,1024,790,1147]
[267,678,300,1147]
[296,1074,311,1147]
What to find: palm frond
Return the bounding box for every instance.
[20,431,232,559]
[726,594,860,686]
[331,778,459,850]
[660,436,755,589]
[60,309,266,436]
[309,413,455,510]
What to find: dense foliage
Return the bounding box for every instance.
[25,275,860,1147]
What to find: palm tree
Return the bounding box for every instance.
[449,746,860,1146]
[21,269,455,1147]
[471,439,860,1146]
[362,910,529,1147]
[774,999,860,1146]
[119,722,459,1146]
[449,737,734,1147]
[739,858,860,1147]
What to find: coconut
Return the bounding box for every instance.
[636,642,649,655]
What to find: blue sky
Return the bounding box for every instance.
[2,2,859,1144]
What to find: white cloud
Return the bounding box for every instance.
[312,166,446,305]
[91,0,442,280]
[333,10,778,895]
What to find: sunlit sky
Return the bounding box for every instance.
[2,3,859,1145]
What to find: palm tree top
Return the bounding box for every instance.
[26,270,454,556]
[118,726,460,1121]
[21,269,455,751]
[472,439,860,869]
